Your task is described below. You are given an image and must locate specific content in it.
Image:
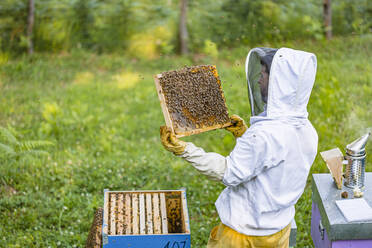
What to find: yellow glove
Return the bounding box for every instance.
[160,126,187,155]
[225,115,248,138]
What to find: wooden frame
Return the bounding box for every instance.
[117,193,124,235]
[154,65,231,138]
[132,194,139,235]
[85,208,103,248]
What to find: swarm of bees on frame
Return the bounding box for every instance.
[86,208,103,247]
[159,65,229,131]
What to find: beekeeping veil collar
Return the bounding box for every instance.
[245,47,278,116]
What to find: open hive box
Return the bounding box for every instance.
[154,65,231,138]
[102,189,190,248]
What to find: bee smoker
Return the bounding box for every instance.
[344,132,370,191]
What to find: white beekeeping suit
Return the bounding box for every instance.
[179,47,318,236]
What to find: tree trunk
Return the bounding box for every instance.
[179,0,189,55]
[323,0,332,40]
[27,0,35,55]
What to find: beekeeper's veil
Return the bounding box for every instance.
[245,48,278,116]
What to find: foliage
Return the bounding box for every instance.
[0,36,371,247]
[0,126,53,162]
[0,0,28,53]
[0,0,371,56]
[191,0,324,48]
[333,0,372,35]
[202,40,219,58]
[128,25,175,59]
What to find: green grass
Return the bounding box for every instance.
[0,35,371,247]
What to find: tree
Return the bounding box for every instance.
[27,0,35,54]
[323,0,332,40]
[179,0,189,55]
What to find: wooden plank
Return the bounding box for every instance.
[103,192,109,236]
[139,193,146,234]
[152,193,161,234]
[109,193,116,235]
[117,193,124,235]
[132,194,139,235]
[166,192,183,233]
[181,190,190,233]
[124,193,132,234]
[160,193,168,234]
[175,122,231,138]
[154,75,175,133]
[146,193,153,234]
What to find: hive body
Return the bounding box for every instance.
[154,65,230,137]
[102,189,190,248]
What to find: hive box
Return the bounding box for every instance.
[102,189,190,248]
[311,173,372,248]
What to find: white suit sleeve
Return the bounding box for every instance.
[223,130,285,187]
[179,142,227,181]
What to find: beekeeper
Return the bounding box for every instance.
[160,47,318,248]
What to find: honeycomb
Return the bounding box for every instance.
[158,65,230,134]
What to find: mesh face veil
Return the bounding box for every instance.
[245,48,278,116]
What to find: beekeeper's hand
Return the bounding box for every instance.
[225,115,248,138]
[160,126,187,155]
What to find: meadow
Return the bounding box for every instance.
[0,35,371,247]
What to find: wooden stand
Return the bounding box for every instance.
[311,174,372,247]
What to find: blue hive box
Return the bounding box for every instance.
[102,189,191,248]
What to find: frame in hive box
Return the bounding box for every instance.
[154,65,231,138]
[102,189,190,248]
